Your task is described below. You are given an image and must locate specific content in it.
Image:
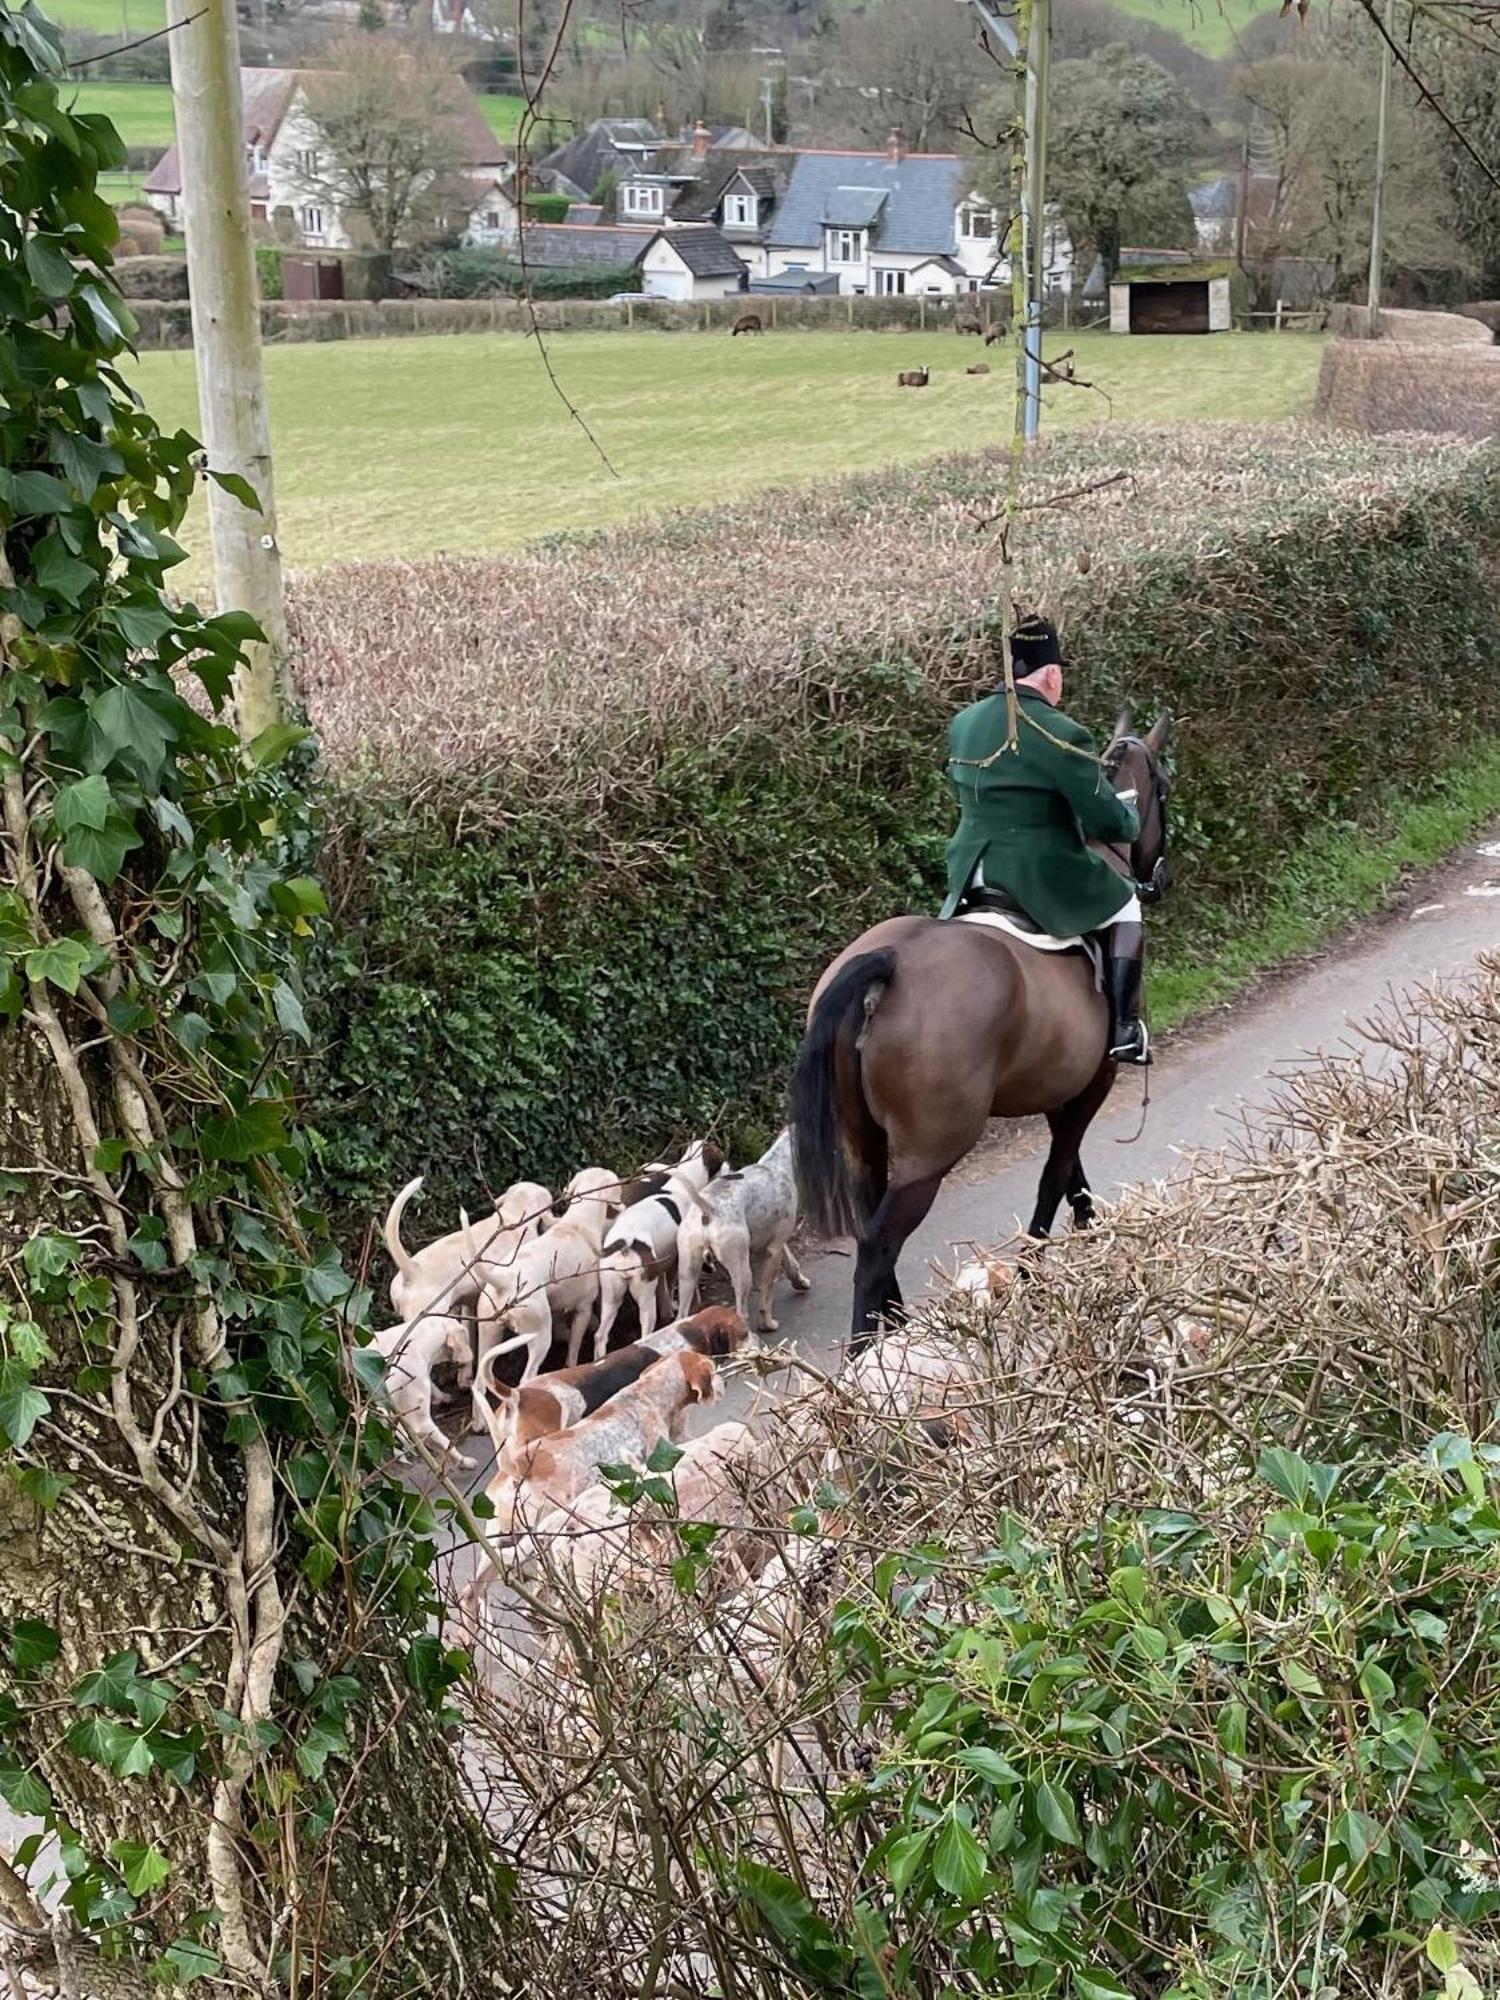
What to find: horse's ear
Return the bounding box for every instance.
[1113,705,1134,742]
[1144,711,1172,756]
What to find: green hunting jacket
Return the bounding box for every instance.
[940,688,1140,936]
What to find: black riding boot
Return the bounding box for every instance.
[1105,922,1151,1066]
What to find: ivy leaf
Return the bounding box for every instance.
[90,683,178,786]
[13,1464,73,1512]
[75,282,133,348]
[198,1100,290,1163]
[9,1620,59,1671]
[0,1360,50,1448]
[24,234,74,299]
[63,814,141,887]
[271,978,311,1044]
[1259,1446,1313,1507]
[1034,1779,1082,1846]
[114,602,175,651]
[206,467,262,513]
[75,1648,140,1710]
[931,1811,986,1903]
[154,1938,222,1985]
[109,1839,169,1897]
[52,773,111,834]
[1076,1969,1132,2000]
[0,1765,52,1818]
[25,936,99,995]
[0,467,73,517]
[249,721,307,769]
[33,535,96,606]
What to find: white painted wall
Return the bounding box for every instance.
[639,236,743,300]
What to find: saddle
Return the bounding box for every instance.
[948,887,1103,985]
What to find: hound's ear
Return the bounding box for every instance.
[1112,705,1134,742]
[1144,711,1172,756]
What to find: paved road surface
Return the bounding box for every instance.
[713,830,1500,1411]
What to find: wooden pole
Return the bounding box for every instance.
[1366,0,1395,337]
[1023,0,1050,443]
[166,0,288,740]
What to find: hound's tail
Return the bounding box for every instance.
[789,949,895,1240]
[382,1176,423,1290]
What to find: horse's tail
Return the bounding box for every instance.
[790,949,895,1240]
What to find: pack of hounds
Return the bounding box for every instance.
[371,1131,992,1640]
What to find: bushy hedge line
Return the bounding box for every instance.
[299,433,1500,1222]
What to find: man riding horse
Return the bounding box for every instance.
[941,614,1150,1065]
[790,618,1171,1347]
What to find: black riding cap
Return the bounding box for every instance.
[1009,615,1064,676]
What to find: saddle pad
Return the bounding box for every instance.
[954,909,1104,989]
[954,908,1083,951]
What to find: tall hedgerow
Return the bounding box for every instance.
[0,10,509,1988]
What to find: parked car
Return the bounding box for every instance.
[607,291,654,305]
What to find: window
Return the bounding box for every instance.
[483,208,502,230]
[958,202,996,240]
[295,147,320,178]
[874,268,906,295]
[828,227,864,265]
[246,142,266,176]
[622,182,664,217]
[723,190,757,229]
[300,203,324,241]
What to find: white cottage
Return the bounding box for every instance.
[637,225,747,300]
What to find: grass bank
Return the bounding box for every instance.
[1151,736,1500,1028]
[68,77,173,147]
[131,329,1325,583]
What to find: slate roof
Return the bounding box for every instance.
[823,186,887,228]
[649,224,744,277]
[661,148,790,225]
[746,269,840,294]
[518,222,656,270]
[767,150,967,256]
[538,119,666,203]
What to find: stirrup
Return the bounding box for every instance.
[1108,1021,1152,1067]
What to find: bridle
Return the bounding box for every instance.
[1101,732,1172,906]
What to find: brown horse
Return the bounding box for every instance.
[790,713,1171,1348]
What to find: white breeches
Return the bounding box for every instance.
[1098,893,1143,929]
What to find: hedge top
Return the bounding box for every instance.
[288,423,1488,799]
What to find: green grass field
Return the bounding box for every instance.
[69,78,174,148]
[44,0,164,31]
[63,81,521,154]
[1111,0,1277,53]
[130,327,1324,581]
[478,93,526,141]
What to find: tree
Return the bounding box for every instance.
[292,37,475,252]
[1044,46,1206,283]
[1237,49,1472,303]
[826,0,989,154]
[0,12,509,1990]
[1420,30,1500,296]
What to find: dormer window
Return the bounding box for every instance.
[724,190,758,229]
[622,182,665,218]
[827,227,864,265]
[959,202,997,240]
[246,141,266,176]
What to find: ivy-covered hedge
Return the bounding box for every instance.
[298,435,1500,1223]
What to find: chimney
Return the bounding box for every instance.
[887,127,906,164]
[692,117,711,159]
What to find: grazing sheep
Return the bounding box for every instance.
[984,325,1007,346]
[955,316,982,336]
[896,366,930,387]
[731,313,764,336]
